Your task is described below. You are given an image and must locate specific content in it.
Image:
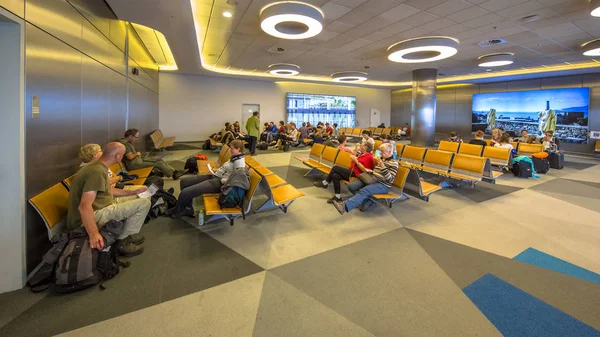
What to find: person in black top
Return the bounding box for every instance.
[469,130,487,147]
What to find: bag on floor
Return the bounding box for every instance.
[512,161,533,178]
[184,157,199,174]
[258,141,269,150]
[548,151,564,170]
[202,139,212,150]
[144,175,164,189]
[531,156,549,174]
[195,154,208,161]
[147,189,178,219]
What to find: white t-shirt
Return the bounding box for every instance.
[495,143,514,150]
[362,137,375,145]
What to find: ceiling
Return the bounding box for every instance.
[107,0,600,88]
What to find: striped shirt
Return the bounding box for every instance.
[372,157,398,188]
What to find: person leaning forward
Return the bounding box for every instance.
[120,128,184,179]
[67,142,151,256]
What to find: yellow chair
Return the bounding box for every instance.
[318,146,340,168]
[62,174,76,190]
[396,143,405,157]
[372,166,410,207]
[374,140,383,151]
[438,140,460,153]
[458,143,484,157]
[373,128,384,136]
[518,143,543,156]
[403,169,442,202]
[595,140,600,153]
[203,168,263,226]
[447,154,486,183]
[29,183,70,240]
[400,146,427,167]
[483,146,511,166]
[294,143,325,172]
[421,150,453,175]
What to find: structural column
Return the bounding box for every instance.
[411,68,437,147]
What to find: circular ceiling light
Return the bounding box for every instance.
[582,39,600,56]
[591,0,600,17]
[268,63,300,76]
[387,37,459,63]
[260,2,324,39]
[331,72,368,83]
[477,53,514,67]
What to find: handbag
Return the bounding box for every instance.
[358,172,377,185]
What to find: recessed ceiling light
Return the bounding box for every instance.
[591,0,600,17]
[331,71,368,82]
[223,11,233,18]
[268,63,300,76]
[486,69,492,72]
[477,53,514,67]
[582,39,600,56]
[260,2,324,39]
[387,37,459,63]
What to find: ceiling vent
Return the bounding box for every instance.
[478,38,507,48]
[267,46,286,54]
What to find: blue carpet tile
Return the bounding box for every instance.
[514,248,600,284]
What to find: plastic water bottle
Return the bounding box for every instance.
[197,209,205,226]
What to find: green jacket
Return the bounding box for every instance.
[246,115,260,137]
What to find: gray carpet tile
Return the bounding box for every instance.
[253,272,377,337]
[270,228,501,337]
[452,182,523,203]
[0,217,264,337]
[268,165,322,189]
[529,178,600,200]
[566,179,600,190]
[562,161,598,170]
[407,229,600,331]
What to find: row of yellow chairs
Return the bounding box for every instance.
[438,140,544,166]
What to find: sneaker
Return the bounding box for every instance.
[332,199,346,215]
[326,196,341,204]
[116,239,144,257]
[127,233,145,245]
[314,181,328,188]
[172,207,195,219]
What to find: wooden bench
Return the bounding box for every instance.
[458,143,484,157]
[517,143,543,156]
[29,183,69,240]
[400,145,427,167]
[202,168,262,226]
[371,166,410,207]
[150,129,176,152]
[438,140,460,153]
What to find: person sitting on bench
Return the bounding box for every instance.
[540,130,559,151]
[79,143,123,187]
[448,131,463,143]
[494,134,514,150]
[314,142,374,204]
[332,143,398,214]
[336,135,353,153]
[469,130,487,147]
[67,142,150,256]
[380,134,397,158]
[166,140,246,218]
[120,129,184,179]
[355,130,374,153]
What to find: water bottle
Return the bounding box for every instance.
[197,209,205,226]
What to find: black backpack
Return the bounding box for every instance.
[184,157,199,174]
[512,161,533,178]
[28,220,128,293]
[144,175,164,189]
[146,189,178,220]
[258,141,269,150]
[218,186,246,222]
[202,139,212,150]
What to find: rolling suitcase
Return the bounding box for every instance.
[512,161,533,178]
[531,157,549,174]
[548,152,564,170]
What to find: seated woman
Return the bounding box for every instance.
[331,143,398,214]
[79,143,122,187]
[494,134,514,150]
[314,142,374,204]
[336,135,353,153]
[540,130,559,151]
[221,124,235,145]
[354,130,374,153]
[490,128,502,146]
[166,140,245,218]
[380,134,397,158]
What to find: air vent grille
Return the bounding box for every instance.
[478,38,507,48]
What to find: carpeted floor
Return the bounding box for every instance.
[2,144,599,337]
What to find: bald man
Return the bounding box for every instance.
[67,142,151,256]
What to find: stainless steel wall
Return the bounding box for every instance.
[0,0,159,271]
[392,73,600,153]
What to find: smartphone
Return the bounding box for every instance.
[375,150,381,158]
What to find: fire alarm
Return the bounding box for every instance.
[132,68,139,75]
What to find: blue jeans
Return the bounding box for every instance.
[344,181,390,212]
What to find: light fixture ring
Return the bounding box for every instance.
[260,2,324,39]
[268,63,301,76]
[582,39,600,56]
[331,71,368,82]
[477,53,515,67]
[591,0,600,17]
[387,37,459,63]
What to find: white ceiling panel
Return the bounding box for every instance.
[321,2,353,22]
[495,1,544,19]
[445,6,488,22]
[356,0,401,15]
[462,13,503,28]
[378,4,421,21]
[326,21,355,33]
[337,9,376,25]
[330,0,369,8]
[427,0,473,17]
[400,11,440,27]
[479,0,527,12]
[403,0,448,10]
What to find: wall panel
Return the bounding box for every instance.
[25,0,82,51]
[81,18,110,65]
[81,55,110,145]
[128,79,159,151]
[67,0,113,37]
[109,71,127,141]
[0,0,24,18]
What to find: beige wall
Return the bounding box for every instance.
[159,73,391,141]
